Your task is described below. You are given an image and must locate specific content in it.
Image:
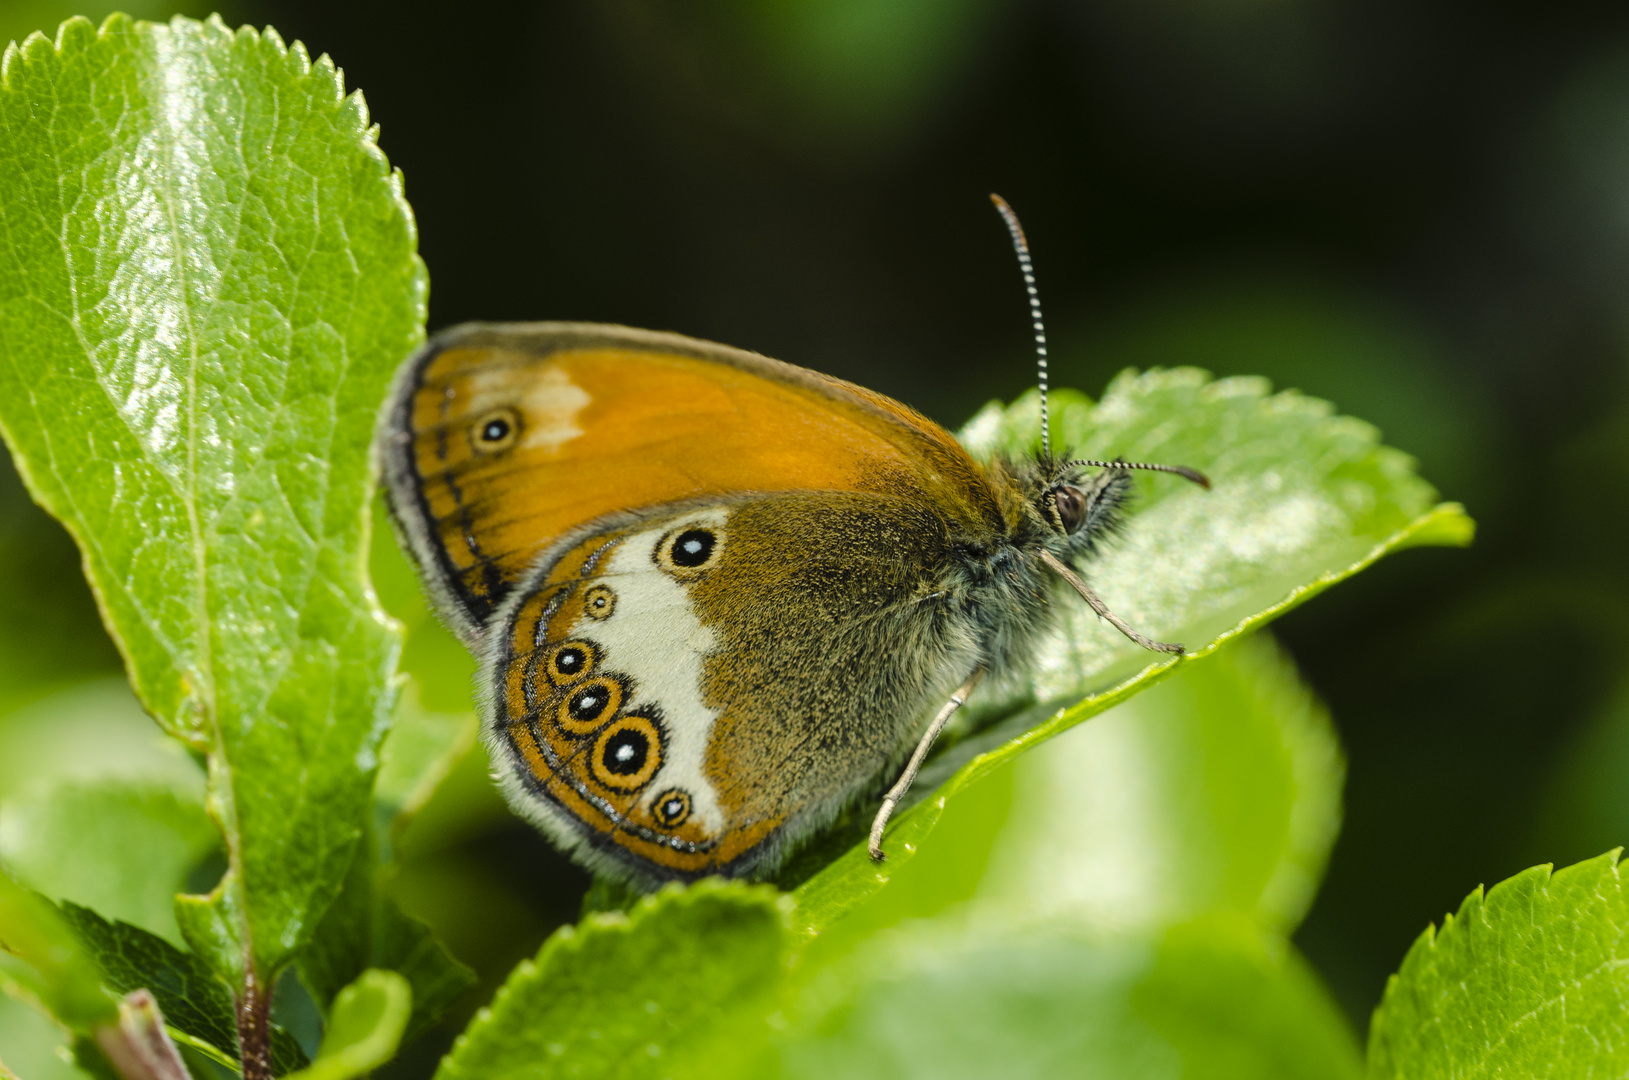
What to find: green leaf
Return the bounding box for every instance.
[436,881,790,1080]
[975,631,1342,935]
[1368,850,1629,1078]
[0,9,424,993]
[285,970,409,1080]
[770,915,1361,1080]
[1,785,216,946]
[789,374,1472,933]
[0,680,214,944]
[56,902,308,1075]
[0,681,202,806]
[830,632,1341,944]
[0,871,117,1030]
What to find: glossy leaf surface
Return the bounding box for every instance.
[0,13,424,984]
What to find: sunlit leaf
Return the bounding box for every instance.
[0,11,424,1001]
[436,881,789,1080]
[836,632,1342,943]
[771,916,1362,1080]
[1368,851,1629,1078]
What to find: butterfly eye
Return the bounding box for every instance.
[557,676,624,734]
[651,788,691,829]
[1052,485,1087,533]
[591,714,663,791]
[470,407,520,453]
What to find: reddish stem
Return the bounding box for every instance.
[236,975,273,1080]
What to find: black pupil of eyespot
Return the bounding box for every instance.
[556,648,584,674]
[482,418,509,442]
[602,729,648,775]
[569,686,608,721]
[671,529,715,568]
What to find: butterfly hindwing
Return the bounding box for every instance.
[484,492,979,882]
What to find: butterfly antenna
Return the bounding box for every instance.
[1065,459,1212,489]
[991,194,1051,459]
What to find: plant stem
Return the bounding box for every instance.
[236,975,273,1080]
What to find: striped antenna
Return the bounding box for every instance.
[990,194,1051,458]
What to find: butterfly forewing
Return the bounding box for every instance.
[380,322,999,644]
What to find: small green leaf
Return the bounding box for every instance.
[55,902,307,1075]
[284,970,410,1080]
[436,881,790,1080]
[790,374,1471,932]
[0,871,117,1030]
[773,915,1361,1080]
[1368,850,1629,1078]
[0,9,424,993]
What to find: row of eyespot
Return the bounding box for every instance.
[541,637,691,829]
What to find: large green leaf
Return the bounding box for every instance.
[835,632,1342,943]
[436,881,790,1080]
[0,989,87,1080]
[1368,851,1629,1078]
[0,9,424,1001]
[975,631,1341,935]
[771,916,1361,1080]
[789,374,1470,931]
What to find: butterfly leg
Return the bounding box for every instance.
[868,667,986,862]
[1039,549,1184,654]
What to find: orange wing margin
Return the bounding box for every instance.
[378,322,1001,642]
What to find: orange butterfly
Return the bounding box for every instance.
[376,197,1207,885]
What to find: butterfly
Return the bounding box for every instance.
[375,196,1208,886]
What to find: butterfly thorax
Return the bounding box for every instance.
[938,454,1131,682]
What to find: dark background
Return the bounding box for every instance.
[6,0,1629,1040]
